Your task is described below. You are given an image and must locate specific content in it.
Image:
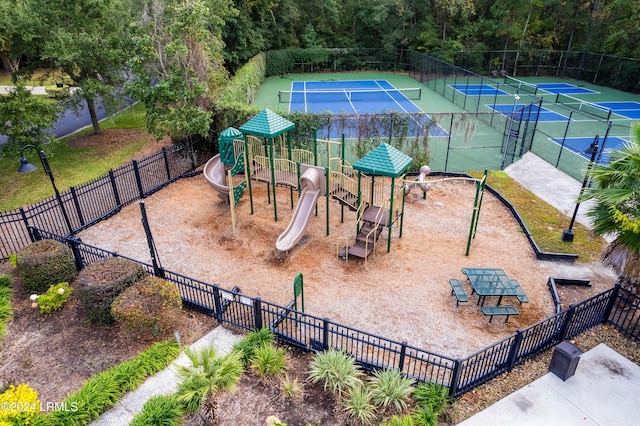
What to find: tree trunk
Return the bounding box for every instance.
[86,96,101,134]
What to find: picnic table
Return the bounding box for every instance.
[461,267,522,306]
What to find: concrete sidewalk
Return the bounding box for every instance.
[504,152,596,230]
[89,326,242,426]
[458,343,640,426]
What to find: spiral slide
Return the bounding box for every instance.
[203,154,231,203]
[275,166,325,252]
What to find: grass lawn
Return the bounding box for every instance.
[0,103,149,211]
[474,171,607,262]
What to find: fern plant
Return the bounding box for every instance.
[308,348,363,396]
[368,368,414,413]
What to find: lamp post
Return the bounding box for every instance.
[562,139,599,242]
[18,145,74,236]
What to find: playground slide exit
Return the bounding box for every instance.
[276,167,324,252]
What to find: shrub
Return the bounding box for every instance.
[76,257,146,324]
[16,240,76,293]
[130,394,183,426]
[381,415,415,426]
[280,374,304,402]
[111,276,182,336]
[341,385,377,426]
[413,382,449,415]
[32,282,72,314]
[176,347,244,414]
[232,328,274,366]
[0,383,40,425]
[369,368,414,413]
[308,348,363,396]
[0,275,11,341]
[250,343,288,380]
[412,405,438,426]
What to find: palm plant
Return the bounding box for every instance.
[176,346,244,413]
[580,125,640,295]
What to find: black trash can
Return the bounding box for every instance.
[548,341,583,381]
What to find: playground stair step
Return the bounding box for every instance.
[331,187,359,211]
[337,240,375,259]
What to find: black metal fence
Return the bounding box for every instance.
[1,141,213,259]
[27,227,640,398]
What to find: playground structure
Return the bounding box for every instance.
[203,109,487,259]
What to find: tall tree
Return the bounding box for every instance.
[127,0,234,140]
[0,0,40,74]
[580,126,640,295]
[0,85,62,157]
[36,0,133,134]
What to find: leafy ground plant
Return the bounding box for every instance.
[232,327,274,366]
[251,343,288,380]
[0,274,11,340]
[176,346,244,414]
[32,282,72,314]
[130,394,183,426]
[308,348,364,396]
[369,368,415,413]
[341,384,377,425]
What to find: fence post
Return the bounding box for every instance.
[67,235,85,270]
[212,285,223,322]
[162,147,171,181]
[398,341,407,372]
[132,160,145,198]
[19,208,36,243]
[253,298,263,331]
[69,187,85,227]
[322,318,329,351]
[108,170,122,207]
[603,284,621,323]
[449,359,463,397]
[557,305,576,342]
[506,330,524,370]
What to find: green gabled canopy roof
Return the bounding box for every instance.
[239,109,295,138]
[353,143,413,177]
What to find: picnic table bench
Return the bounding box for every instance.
[509,279,530,304]
[449,278,468,306]
[481,305,519,322]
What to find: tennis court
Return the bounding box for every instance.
[534,83,598,95]
[489,103,568,122]
[284,80,423,114]
[280,79,448,138]
[598,101,640,120]
[450,84,508,96]
[550,136,628,163]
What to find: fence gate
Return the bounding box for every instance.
[500,101,541,169]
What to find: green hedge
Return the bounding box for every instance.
[0,274,12,341]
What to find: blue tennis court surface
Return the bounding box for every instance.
[449,84,508,96]
[488,104,568,122]
[287,80,448,138]
[596,101,640,119]
[551,136,628,163]
[535,83,598,95]
[289,80,422,114]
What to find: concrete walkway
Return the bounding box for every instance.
[458,343,640,426]
[504,152,595,230]
[89,326,242,426]
[0,85,49,95]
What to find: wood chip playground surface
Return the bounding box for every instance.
[79,172,616,358]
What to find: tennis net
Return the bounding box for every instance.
[278,87,422,103]
[555,93,612,120]
[504,76,538,95]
